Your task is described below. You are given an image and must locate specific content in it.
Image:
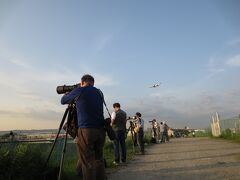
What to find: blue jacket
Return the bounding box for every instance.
[61,86,104,128]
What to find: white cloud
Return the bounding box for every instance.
[206,57,225,79]
[226,54,240,67]
[0,47,119,130]
[94,73,117,86]
[0,46,33,69]
[95,33,114,53]
[124,87,240,129]
[94,27,123,53]
[79,65,117,87]
[208,67,225,74]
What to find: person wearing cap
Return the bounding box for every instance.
[135,112,145,154]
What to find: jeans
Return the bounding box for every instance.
[137,128,144,153]
[113,130,126,162]
[160,132,165,143]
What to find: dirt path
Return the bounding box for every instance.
[108,138,240,180]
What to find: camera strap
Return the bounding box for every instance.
[98,89,112,119]
[72,88,111,119]
[72,88,87,103]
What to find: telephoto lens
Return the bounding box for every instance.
[56,84,80,94]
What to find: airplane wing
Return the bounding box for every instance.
[148,83,161,88]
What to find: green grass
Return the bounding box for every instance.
[63,135,152,179]
[194,130,212,137]
[219,129,240,142]
[0,143,54,180]
[0,133,152,180]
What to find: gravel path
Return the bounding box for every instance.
[108,138,240,180]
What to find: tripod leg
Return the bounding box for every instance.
[58,105,74,180]
[58,126,69,180]
[125,126,130,139]
[45,107,69,167]
[130,128,135,153]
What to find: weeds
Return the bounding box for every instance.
[219,129,240,142]
[0,133,152,179]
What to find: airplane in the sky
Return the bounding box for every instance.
[149,83,161,88]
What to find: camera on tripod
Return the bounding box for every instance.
[149,119,157,123]
[56,83,116,141]
[46,82,116,180]
[127,116,136,120]
[56,84,80,94]
[125,116,138,149]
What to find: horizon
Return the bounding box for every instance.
[1,0,240,131]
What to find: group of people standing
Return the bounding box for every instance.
[150,119,170,143]
[61,74,146,180]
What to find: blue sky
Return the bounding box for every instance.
[0,0,240,130]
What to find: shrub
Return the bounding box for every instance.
[0,143,54,180]
[0,132,154,180]
[220,129,240,141]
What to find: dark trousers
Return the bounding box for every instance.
[164,131,169,142]
[133,132,138,146]
[160,132,165,143]
[137,128,144,153]
[76,128,106,180]
[113,130,126,162]
[161,131,169,143]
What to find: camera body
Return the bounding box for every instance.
[149,119,156,123]
[57,83,116,140]
[56,84,80,94]
[127,116,136,120]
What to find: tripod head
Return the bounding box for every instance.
[127,116,136,121]
[125,116,138,151]
[126,117,134,130]
[62,104,78,139]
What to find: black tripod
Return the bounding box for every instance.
[126,120,137,153]
[45,103,75,180]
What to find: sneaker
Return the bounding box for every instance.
[113,161,119,166]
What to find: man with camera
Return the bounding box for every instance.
[149,119,158,143]
[111,103,127,165]
[61,74,106,180]
[160,121,165,143]
[135,112,145,155]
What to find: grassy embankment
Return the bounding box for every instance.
[193,130,212,137]
[193,128,240,143]
[219,129,240,143]
[0,134,152,180]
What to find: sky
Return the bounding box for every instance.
[0,0,240,130]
